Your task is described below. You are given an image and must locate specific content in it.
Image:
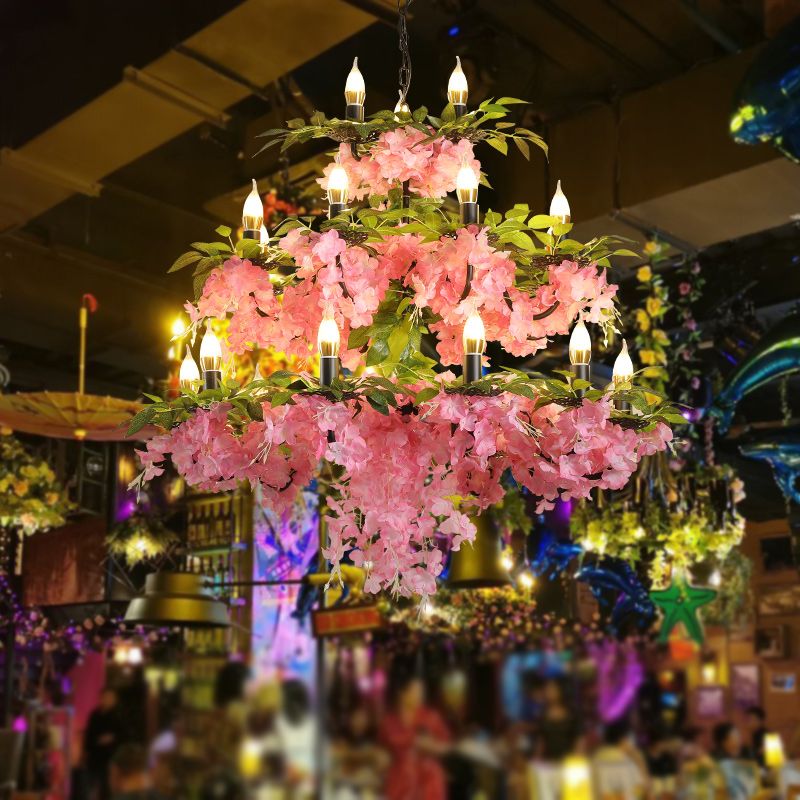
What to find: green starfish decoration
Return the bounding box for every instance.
[650,577,717,645]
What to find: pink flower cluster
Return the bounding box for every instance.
[317,127,481,201]
[138,391,672,599]
[189,228,616,369]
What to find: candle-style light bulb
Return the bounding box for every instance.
[613,340,634,386]
[569,320,591,393]
[612,339,634,411]
[518,572,534,589]
[463,312,486,355]
[179,352,201,391]
[549,179,571,224]
[317,315,341,358]
[344,57,366,110]
[200,325,223,389]
[462,311,485,384]
[318,314,341,387]
[569,321,591,366]
[448,56,469,114]
[260,223,269,252]
[242,179,263,239]
[456,165,479,205]
[327,163,349,217]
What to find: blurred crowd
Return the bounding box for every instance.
[57,665,800,800]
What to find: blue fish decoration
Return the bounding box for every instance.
[576,558,655,636]
[528,525,583,580]
[740,432,800,504]
[731,15,800,161]
[711,309,800,434]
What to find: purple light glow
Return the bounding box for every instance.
[115,498,137,522]
[12,715,27,733]
[551,497,573,525]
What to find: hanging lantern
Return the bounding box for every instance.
[447,512,510,589]
[124,572,229,627]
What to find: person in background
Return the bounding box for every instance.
[275,679,317,799]
[379,675,451,800]
[592,719,648,799]
[741,705,767,766]
[535,679,583,760]
[84,689,127,800]
[713,722,759,800]
[330,703,388,798]
[109,744,161,800]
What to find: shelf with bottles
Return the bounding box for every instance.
[185,493,238,551]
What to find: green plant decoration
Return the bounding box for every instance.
[650,575,717,646]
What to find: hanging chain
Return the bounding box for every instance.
[397,0,414,105]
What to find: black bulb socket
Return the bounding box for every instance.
[320,356,339,388]
[463,353,483,385]
[571,363,590,397]
[460,202,479,225]
[204,370,222,391]
[345,104,365,122]
[242,229,259,240]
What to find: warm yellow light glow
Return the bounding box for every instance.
[462,312,486,355]
[394,91,410,115]
[344,57,366,106]
[518,572,534,589]
[171,317,186,338]
[242,179,263,231]
[199,326,223,372]
[549,179,571,223]
[612,339,634,386]
[709,569,722,587]
[456,164,479,204]
[569,320,592,366]
[448,56,468,106]
[327,164,350,206]
[113,647,127,665]
[562,756,592,800]
[317,315,341,358]
[240,738,263,778]
[127,646,143,665]
[179,352,201,390]
[500,552,514,571]
[701,663,717,685]
[765,733,785,768]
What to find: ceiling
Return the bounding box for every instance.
[0,1,796,419]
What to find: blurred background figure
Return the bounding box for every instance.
[379,675,451,800]
[536,679,583,761]
[109,744,160,800]
[275,679,316,798]
[741,705,767,766]
[84,689,127,800]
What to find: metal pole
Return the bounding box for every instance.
[78,305,87,395]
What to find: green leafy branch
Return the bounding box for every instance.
[254,98,546,161]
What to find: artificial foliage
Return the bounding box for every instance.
[572,463,744,586]
[699,549,753,628]
[0,431,72,535]
[132,92,680,601]
[106,512,179,565]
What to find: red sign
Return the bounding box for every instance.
[312,605,382,637]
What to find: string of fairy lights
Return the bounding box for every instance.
[176,58,636,395]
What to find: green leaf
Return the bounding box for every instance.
[414,386,440,404]
[412,106,428,123]
[441,103,457,123]
[505,383,537,400]
[366,395,390,415]
[215,225,232,238]
[513,137,530,159]
[347,326,371,350]
[286,118,305,129]
[528,214,555,230]
[496,97,528,105]
[127,407,156,436]
[270,390,296,407]
[485,136,508,155]
[168,250,203,273]
[366,338,390,366]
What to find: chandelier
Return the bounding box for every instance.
[131,3,682,600]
